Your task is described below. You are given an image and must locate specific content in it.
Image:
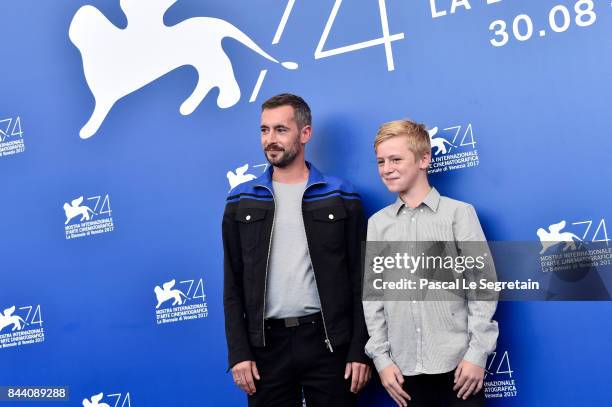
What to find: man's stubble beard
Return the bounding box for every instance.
[264,140,301,168]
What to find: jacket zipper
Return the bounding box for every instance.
[302,181,334,353]
[258,181,334,353]
[259,185,276,347]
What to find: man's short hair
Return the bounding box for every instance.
[374,119,431,159]
[262,93,312,130]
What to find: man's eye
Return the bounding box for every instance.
[377,161,384,166]
[392,158,401,163]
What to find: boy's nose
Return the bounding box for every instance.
[383,162,393,174]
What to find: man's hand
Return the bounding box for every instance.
[231,360,260,396]
[379,363,411,407]
[344,362,372,393]
[453,359,484,400]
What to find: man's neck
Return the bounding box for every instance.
[399,181,432,209]
[272,159,309,184]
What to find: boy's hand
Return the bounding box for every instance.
[379,363,411,407]
[453,359,484,400]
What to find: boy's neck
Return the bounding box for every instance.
[399,181,432,209]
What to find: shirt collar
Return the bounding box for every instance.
[393,187,441,216]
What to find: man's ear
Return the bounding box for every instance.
[300,125,312,144]
[419,151,432,170]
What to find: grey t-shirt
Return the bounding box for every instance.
[265,180,321,319]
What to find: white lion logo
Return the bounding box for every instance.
[69,0,298,139]
[0,306,27,333]
[428,127,454,156]
[227,163,258,190]
[63,196,95,225]
[154,279,188,308]
[83,392,110,407]
[537,220,582,254]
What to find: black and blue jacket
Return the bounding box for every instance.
[222,161,369,368]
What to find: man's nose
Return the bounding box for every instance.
[266,131,278,145]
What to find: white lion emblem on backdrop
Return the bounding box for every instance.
[154,279,187,308]
[69,0,297,139]
[428,127,454,156]
[63,196,95,224]
[537,220,582,254]
[0,306,27,333]
[82,393,110,407]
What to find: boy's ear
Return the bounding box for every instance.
[419,151,432,170]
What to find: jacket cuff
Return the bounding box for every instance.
[462,347,487,368]
[227,347,255,372]
[347,342,371,365]
[372,352,394,373]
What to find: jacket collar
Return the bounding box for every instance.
[255,160,325,191]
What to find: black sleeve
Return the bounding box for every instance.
[344,198,371,364]
[222,203,254,369]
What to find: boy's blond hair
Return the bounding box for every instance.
[374,119,431,159]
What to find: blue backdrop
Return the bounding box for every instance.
[1,0,611,405]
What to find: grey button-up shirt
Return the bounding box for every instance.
[363,187,498,376]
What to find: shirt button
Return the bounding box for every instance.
[416,328,421,333]
[402,210,406,215]
[411,217,415,221]
[420,209,423,212]
[245,215,251,221]
[328,213,334,220]
[412,300,417,304]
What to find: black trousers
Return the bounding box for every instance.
[402,371,486,407]
[247,315,356,407]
